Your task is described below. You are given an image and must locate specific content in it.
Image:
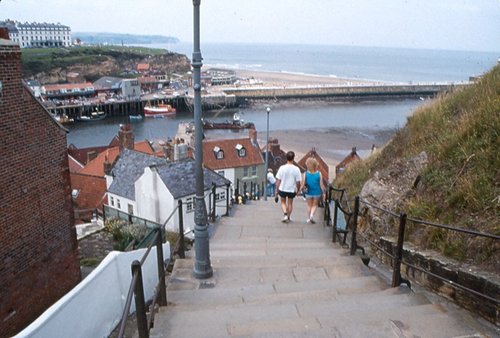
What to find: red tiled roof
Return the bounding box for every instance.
[68,154,84,173]
[202,138,264,170]
[43,82,93,91]
[336,149,361,172]
[79,141,155,177]
[298,149,329,182]
[137,63,150,71]
[70,172,107,212]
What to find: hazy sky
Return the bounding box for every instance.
[1,0,499,52]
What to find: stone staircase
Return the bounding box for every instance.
[149,200,496,337]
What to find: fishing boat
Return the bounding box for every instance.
[144,103,176,118]
[76,111,107,122]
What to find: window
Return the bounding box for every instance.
[215,191,226,201]
[218,170,225,177]
[251,166,257,176]
[243,167,249,177]
[214,146,224,159]
[117,199,121,209]
[110,196,114,206]
[185,197,193,212]
[235,144,246,157]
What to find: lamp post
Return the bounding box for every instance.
[192,0,212,279]
[264,107,271,200]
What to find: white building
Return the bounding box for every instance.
[0,20,71,48]
[106,149,231,233]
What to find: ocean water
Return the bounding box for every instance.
[165,42,498,83]
[66,43,498,148]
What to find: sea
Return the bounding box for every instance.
[66,43,499,148]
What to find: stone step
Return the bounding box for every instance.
[227,303,449,338]
[152,294,438,338]
[166,275,389,310]
[320,311,484,338]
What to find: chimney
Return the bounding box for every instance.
[103,153,112,175]
[351,147,357,155]
[248,127,257,145]
[0,28,10,40]
[118,124,134,152]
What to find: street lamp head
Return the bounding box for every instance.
[266,107,271,113]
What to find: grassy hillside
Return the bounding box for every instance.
[335,64,499,268]
[22,46,165,75]
[21,45,191,83]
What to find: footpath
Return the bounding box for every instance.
[149,199,497,337]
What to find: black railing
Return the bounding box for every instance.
[324,185,500,307]
[117,203,182,338]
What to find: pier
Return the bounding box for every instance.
[43,82,469,119]
[223,82,470,103]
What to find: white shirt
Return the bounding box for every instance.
[276,163,301,193]
[267,172,276,184]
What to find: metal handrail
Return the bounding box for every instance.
[355,231,395,260]
[407,216,500,240]
[338,193,500,309]
[359,198,400,217]
[117,202,182,338]
[402,260,500,304]
[117,272,139,337]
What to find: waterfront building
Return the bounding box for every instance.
[0,19,71,48]
[41,82,95,99]
[93,76,141,100]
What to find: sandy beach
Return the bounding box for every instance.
[207,67,399,179]
[256,127,396,180]
[207,66,390,89]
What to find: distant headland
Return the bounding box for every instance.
[72,32,179,45]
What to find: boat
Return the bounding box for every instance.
[129,114,143,121]
[53,113,74,124]
[76,111,107,122]
[144,103,176,118]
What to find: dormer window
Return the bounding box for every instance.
[213,146,224,159]
[235,144,246,157]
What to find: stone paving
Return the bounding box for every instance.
[148,199,497,337]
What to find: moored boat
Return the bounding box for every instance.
[76,111,107,122]
[129,114,143,121]
[144,104,176,118]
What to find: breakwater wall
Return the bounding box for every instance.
[223,83,469,103]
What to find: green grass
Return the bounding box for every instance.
[334,64,500,267]
[21,45,168,76]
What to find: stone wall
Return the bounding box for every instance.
[373,237,499,326]
[0,38,81,336]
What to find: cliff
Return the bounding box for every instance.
[21,45,191,84]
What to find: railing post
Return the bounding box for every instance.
[333,199,339,243]
[392,213,407,287]
[178,200,185,259]
[225,183,230,216]
[155,229,167,306]
[132,260,149,338]
[323,186,330,224]
[350,196,360,255]
[211,183,216,221]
